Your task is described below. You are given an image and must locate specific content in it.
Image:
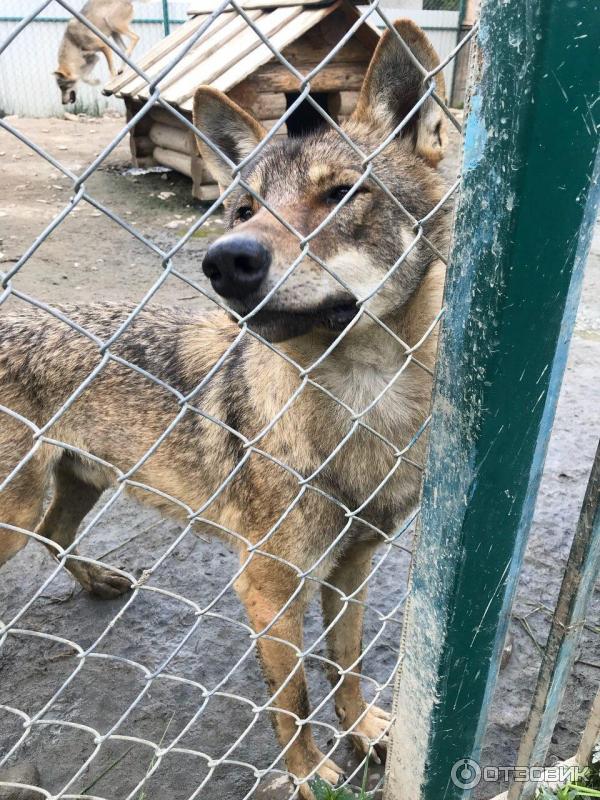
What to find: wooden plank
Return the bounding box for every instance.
[180,2,340,104]
[337,90,359,116]
[149,122,196,155]
[223,59,367,96]
[191,154,215,194]
[149,106,192,129]
[135,155,157,168]
[250,91,287,119]
[105,15,210,95]
[261,118,288,134]
[133,135,155,157]
[146,6,303,104]
[337,1,379,53]
[279,9,374,63]
[279,34,370,63]
[134,11,265,100]
[124,97,156,167]
[153,146,193,177]
[187,0,334,12]
[192,183,222,202]
[120,12,240,98]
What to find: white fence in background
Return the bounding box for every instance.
[364,8,459,92]
[0,1,189,118]
[0,2,459,118]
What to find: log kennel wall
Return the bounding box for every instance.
[105,0,379,201]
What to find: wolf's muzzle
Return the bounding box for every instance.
[202,235,271,300]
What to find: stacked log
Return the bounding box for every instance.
[144,107,219,202]
[127,99,285,202]
[126,85,361,202]
[336,90,360,119]
[227,87,289,136]
[127,87,360,202]
[125,98,155,168]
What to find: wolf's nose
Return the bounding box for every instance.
[202,236,271,299]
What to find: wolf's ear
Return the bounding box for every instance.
[352,19,447,165]
[193,87,266,189]
[53,68,72,79]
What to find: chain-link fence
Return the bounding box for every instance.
[0,1,469,118]
[1,1,598,800]
[0,1,474,798]
[0,1,189,117]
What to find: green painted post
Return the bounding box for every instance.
[384,0,600,798]
[162,0,171,36]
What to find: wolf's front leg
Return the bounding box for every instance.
[124,29,140,57]
[236,560,343,799]
[98,44,116,77]
[321,542,391,764]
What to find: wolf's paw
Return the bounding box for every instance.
[70,561,132,600]
[291,747,344,800]
[349,705,391,765]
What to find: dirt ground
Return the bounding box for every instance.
[0,115,598,800]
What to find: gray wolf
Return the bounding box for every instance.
[54,0,140,105]
[2,20,449,798]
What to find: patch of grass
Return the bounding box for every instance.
[309,759,374,800]
[137,712,176,800]
[588,751,600,792]
[69,97,105,117]
[537,782,600,800]
[81,745,135,795]
[191,227,214,238]
[536,744,600,800]
[309,777,373,800]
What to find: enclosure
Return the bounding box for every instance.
[0,1,599,800]
[104,0,383,200]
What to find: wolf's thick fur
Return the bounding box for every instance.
[2,21,450,798]
[54,0,140,104]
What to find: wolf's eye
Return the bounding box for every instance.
[326,185,354,204]
[236,205,254,222]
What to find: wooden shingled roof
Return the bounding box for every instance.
[104,0,379,111]
[186,0,339,11]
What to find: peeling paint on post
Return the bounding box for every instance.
[384,1,600,799]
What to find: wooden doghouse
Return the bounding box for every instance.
[104,0,380,201]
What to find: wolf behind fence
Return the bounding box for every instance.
[54,0,142,105]
[0,3,467,799]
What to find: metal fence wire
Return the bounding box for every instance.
[0,2,192,118]
[0,2,476,799]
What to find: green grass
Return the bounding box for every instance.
[309,759,374,800]
[137,713,176,800]
[536,744,600,800]
[537,782,600,800]
[309,777,373,800]
[68,97,106,117]
[80,746,135,795]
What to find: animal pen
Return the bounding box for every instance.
[0,3,598,800]
[104,0,382,201]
